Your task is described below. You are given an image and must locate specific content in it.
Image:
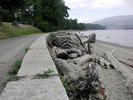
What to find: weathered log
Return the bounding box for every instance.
[68,53,79,59]
[53,36,73,49]
[53,58,83,80]
[75,33,87,52]
[54,57,105,100]
[55,48,69,60]
[66,48,82,59]
[74,54,114,69]
[48,32,107,100]
[88,33,96,43]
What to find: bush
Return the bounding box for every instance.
[36,21,55,32]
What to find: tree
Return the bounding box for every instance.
[0,0,24,21]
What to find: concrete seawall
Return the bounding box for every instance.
[0,34,69,100]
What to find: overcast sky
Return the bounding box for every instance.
[64,0,133,23]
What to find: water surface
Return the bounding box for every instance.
[80,30,133,48]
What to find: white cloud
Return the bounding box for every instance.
[65,0,125,9]
[65,0,92,9]
[91,0,124,9]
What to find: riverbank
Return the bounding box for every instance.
[48,31,133,100]
[91,40,133,100]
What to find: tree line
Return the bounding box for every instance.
[0,0,86,31]
[0,0,105,32]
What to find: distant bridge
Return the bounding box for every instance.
[109,25,133,30]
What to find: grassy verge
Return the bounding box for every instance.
[0,22,41,39]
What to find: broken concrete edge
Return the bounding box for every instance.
[0,34,69,100]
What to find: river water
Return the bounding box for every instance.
[80,30,133,48]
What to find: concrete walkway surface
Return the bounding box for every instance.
[0,34,69,100]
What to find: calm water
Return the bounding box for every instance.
[80,30,133,48]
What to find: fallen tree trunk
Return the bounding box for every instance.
[54,58,106,100]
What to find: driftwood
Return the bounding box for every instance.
[88,33,96,43]
[74,54,115,69]
[75,34,85,49]
[66,48,82,59]
[53,47,69,60]
[75,33,92,54]
[53,47,82,59]
[54,58,105,100]
[53,36,73,49]
[53,58,83,80]
[48,32,106,100]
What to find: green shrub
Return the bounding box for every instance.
[36,21,52,32]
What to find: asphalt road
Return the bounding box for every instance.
[0,34,41,92]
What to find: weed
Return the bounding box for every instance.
[60,76,75,92]
[33,68,56,79]
[25,48,31,53]
[8,60,22,75]
[5,60,22,82]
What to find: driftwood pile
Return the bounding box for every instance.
[47,32,111,100]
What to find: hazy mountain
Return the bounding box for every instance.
[93,15,133,29]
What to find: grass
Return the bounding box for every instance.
[0,22,41,39]
[60,76,72,92]
[6,60,22,82]
[33,68,56,79]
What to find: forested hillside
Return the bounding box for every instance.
[0,0,85,32]
[83,23,106,30]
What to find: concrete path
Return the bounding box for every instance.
[0,34,41,92]
[0,34,69,100]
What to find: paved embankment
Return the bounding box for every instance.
[0,34,69,100]
[0,34,41,92]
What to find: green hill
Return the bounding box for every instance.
[0,22,41,39]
